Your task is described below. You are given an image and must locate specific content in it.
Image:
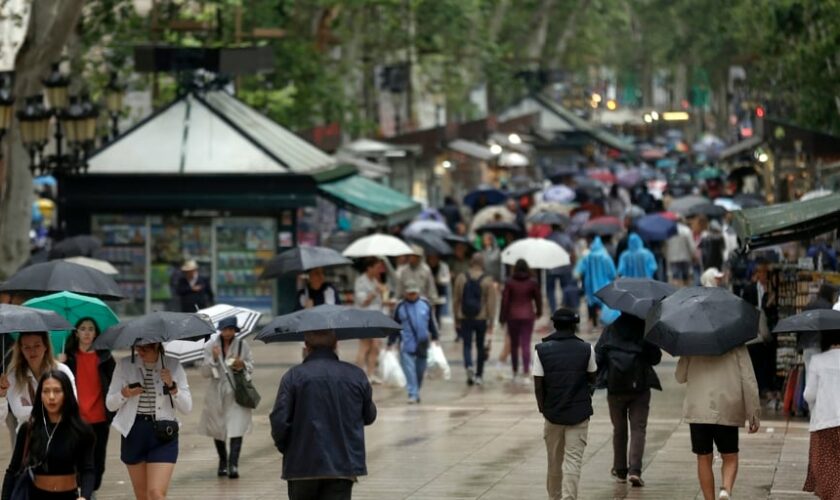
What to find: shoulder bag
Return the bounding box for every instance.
[225,341,261,409]
[151,358,179,443]
[10,423,34,500]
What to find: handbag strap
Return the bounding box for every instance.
[20,422,32,472]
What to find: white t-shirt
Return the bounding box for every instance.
[532,343,597,376]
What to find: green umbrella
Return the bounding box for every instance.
[695,166,724,180]
[23,291,119,355]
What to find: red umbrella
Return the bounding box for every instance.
[657,211,680,221]
[587,169,616,185]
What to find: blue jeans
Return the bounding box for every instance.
[546,270,579,313]
[400,350,428,400]
[461,319,487,376]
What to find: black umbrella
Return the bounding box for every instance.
[255,305,401,342]
[733,193,766,208]
[644,287,759,356]
[0,261,124,300]
[581,216,623,236]
[773,309,840,350]
[48,235,102,259]
[0,304,73,333]
[687,202,727,219]
[260,246,351,280]
[476,222,525,238]
[547,165,580,183]
[527,212,571,227]
[595,278,677,318]
[406,233,452,256]
[92,312,216,350]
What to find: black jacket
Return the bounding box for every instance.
[64,349,117,422]
[535,331,593,426]
[270,349,376,479]
[594,314,662,394]
[176,275,214,312]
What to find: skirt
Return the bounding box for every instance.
[804,426,840,499]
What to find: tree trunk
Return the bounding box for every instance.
[548,0,592,69]
[524,0,557,66]
[0,0,84,279]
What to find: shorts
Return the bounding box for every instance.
[121,416,179,465]
[670,261,692,281]
[689,423,739,455]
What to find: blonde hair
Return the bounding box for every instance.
[11,332,57,387]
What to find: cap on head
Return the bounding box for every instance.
[410,244,425,258]
[404,279,421,294]
[551,308,580,328]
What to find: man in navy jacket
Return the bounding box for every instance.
[270,330,376,500]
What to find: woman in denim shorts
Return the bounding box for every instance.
[107,343,192,500]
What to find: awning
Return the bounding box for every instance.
[334,154,392,179]
[318,174,421,225]
[719,136,763,160]
[732,193,840,250]
[448,139,497,161]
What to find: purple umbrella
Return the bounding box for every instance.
[616,168,642,188]
[543,185,576,203]
[417,208,444,222]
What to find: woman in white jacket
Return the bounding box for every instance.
[107,343,192,500]
[198,316,254,479]
[802,332,840,499]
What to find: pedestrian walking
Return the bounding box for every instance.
[665,220,696,286]
[0,332,77,432]
[575,236,617,331]
[426,253,451,324]
[176,259,214,312]
[1,370,95,500]
[354,258,388,383]
[395,246,438,301]
[533,308,597,500]
[63,317,116,494]
[270,330,376,500]
[452,253,497,386]
[480,232,503,284]
[802,331,840,500]
[617,233,658,279]
[545,224,578,314]
[106,343,192,500]
[440,196,463,232]
[741,262,780,408]
[500,259,542,383]
[389,280,439,403]
[800,284,837,368]
[295,267,341,311]
[198,316,254,479]
[699,220,726,271]
[675,346,760,500]
[595,313,662,487]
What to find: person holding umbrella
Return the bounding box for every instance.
[106,341,193,500]
[199,316,254,480]
[296,267,342,311]
[63,317,116,494]
[802,331,840,499]
[389,280,440,404]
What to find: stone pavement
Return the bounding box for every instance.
[0,324,815,500]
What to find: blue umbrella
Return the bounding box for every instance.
[635,214,677,242]
[463,187,507,209]
[417,208,444,222]
[543,185,576,203]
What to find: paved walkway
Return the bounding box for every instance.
[0,324,815,499]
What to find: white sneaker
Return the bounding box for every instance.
[718,489,730,499]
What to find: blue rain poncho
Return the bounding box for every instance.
[575,236,617,307]
[617,233,658,278]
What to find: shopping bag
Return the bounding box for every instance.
[380,349,406,387]
[426,343,451,380]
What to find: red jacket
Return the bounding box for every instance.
[500,272,542,323]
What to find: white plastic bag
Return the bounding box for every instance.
[426,343,451,380]
[380,349,406,388]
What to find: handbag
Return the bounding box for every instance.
[224,341,261,410]
[152,357,179,443]
[10,424,33,500]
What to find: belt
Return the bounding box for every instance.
[136,414,155,422]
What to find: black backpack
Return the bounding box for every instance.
[461,274,485,319]
[605,348,645,393]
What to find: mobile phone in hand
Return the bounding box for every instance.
[128,382,142,389]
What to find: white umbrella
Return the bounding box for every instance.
[469,205,515,235]
[800,189,832,201]
[63,257,119,275]
[497,151,529,167]
[713,198,741,212]
[501,238,570,269]
[164,304,262,364]
[542,185,576,203]
[528,202,578,218]
[342,234,415,258]
[402,220,451,239]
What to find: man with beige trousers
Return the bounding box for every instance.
[676,345,761,500]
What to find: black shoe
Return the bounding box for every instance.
[611,469,627,483]
[628,475,644,487]
[228,437,242,479]
[214,440,228,477]
[228,465,239,479]
[217,461,228,477]
[467,368,475,386]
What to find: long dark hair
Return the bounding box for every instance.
[27,370,93,465]
[64,317,102,357]
[514,258,530,275]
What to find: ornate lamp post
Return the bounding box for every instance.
[104,72,123,140]
[16,95,50,174]
[0,74,14,152]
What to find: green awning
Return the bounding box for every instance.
[732,193,840,250]
[318,174,421,226]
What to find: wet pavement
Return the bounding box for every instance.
[0,319,814,499]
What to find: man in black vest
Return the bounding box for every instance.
[533,308,597,500]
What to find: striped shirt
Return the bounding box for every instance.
[137,366,157,415]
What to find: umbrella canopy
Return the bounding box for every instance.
[406,232,452,256]
[587,169,616,185]
[442,234,475,248]
[498,151,529,167]
[24,291,119,332]
[644,287,759,356]
[733,193,766,208]
[773,309,840,334]
[63,257,119,275]
[528,202,578,217]
[527,212,570,227]
[342,234,415,258]
[0,304,72,334]
[255,305,401,342]
[402,219,451,239]
[0,261,124,300]
[546,165,581,183]
[616,169,642,188]
[686,202,727,219]
[713,198,741,212]
[417,208,444,222]
[476,221,525,238]
[463,187,507,209]
[469,205,515,235]
[501,238,570,269]
[92,311,216,350]
[669,195,710,215]
[542,185,576,203]
[260,246,351,280]
[595,278,677,318]
[48,235,102,259]
[582,216,623,236]
[164,304,262,363]
[695,166,724,180]
[635,214,677,242]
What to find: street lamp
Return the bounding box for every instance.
[42,63,70,111]
[59,93,99,174]
[104,72,124,140]
[17,95,51,174]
